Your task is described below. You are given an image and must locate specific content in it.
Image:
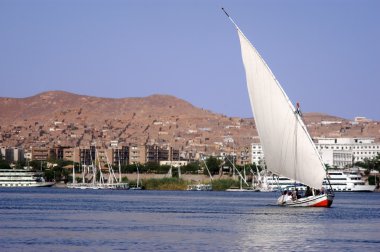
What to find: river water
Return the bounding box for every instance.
[0,188,379,251]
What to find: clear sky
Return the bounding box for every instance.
[1,0,379,120]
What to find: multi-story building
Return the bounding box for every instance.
[112,146,129,166]
[31,147,52,161]
[62,147,81,163]
[146,145,169,163]
[80,146,96,166]
[315,137,380,167]
[251,138,380,169]
[129,144,146,164]
[0,147,25,163]
[50,146,81,162]
[251,143,265,165]
[237,146,251,165]
[145,145,182,163]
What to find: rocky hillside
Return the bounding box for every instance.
[0,91,379,153]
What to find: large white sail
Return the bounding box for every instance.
[237,29,326,189]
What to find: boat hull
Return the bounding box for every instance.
[331,184,376,192]
[187,184,212,191]
[0,182,56,188]
[277,193,334,207]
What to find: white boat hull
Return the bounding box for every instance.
[0,182,55,188]
[277,193,334,207]
[331,184,376,192]
[226,188,259,192]
[187,184,212,191]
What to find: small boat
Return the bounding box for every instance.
[223,8,334,207]
[226,187,258,192]
[129,164,143,190]
[187,184,212,191]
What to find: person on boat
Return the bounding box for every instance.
[280,190,288,203]
[291,190,297,201]
[320,187,325,195]
[295,102,303,117]
[304,186,313,197]
[279,191,295,204]
[296,189,301,199]
[287,191,293,201]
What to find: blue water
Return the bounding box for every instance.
[0,188,379,251]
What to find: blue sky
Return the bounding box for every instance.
[1,0,379,120]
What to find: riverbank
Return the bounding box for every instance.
[56,175,244,191]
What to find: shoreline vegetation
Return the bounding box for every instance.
[2,154,380,191]
[0,156,259,191]
[53,176,244,191]
[125,177,243,191]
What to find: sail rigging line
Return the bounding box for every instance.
[225,155,250,187]
[201,155,213,181]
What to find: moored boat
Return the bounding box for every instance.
[0,168,55,187]
[324,169,375,192]
[187,184,212,191]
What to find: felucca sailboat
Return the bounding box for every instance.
[223,8,334,207]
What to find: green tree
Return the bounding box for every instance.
[324,163,332,171]
[223,156,234,173]
[204,156,222,175]
[0,159,10,169]
[181,162,200,174]
[119,164,138,173]
[15,160,26,169]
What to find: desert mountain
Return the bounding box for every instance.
[0,91,379,153]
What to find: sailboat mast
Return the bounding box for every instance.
[222,8,239,30]
[72,148,76,184]
[118,149,122,183]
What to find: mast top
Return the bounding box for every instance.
[221,7,230,17]
[221,7,239,30]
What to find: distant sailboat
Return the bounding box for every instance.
[223,8,334,207]
[187,155,213,191]
[130,163,142,190]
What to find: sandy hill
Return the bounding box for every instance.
[0,91,379,153]
[0,91,212,123]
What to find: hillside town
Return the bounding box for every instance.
[0,100,375,183]
[2,136,380,169]
[0,92,379,174]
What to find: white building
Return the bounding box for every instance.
[251,143,265,165]
[314,137,380,167]
[250,137,380,168]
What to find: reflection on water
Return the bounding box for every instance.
[0,188,379,251]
